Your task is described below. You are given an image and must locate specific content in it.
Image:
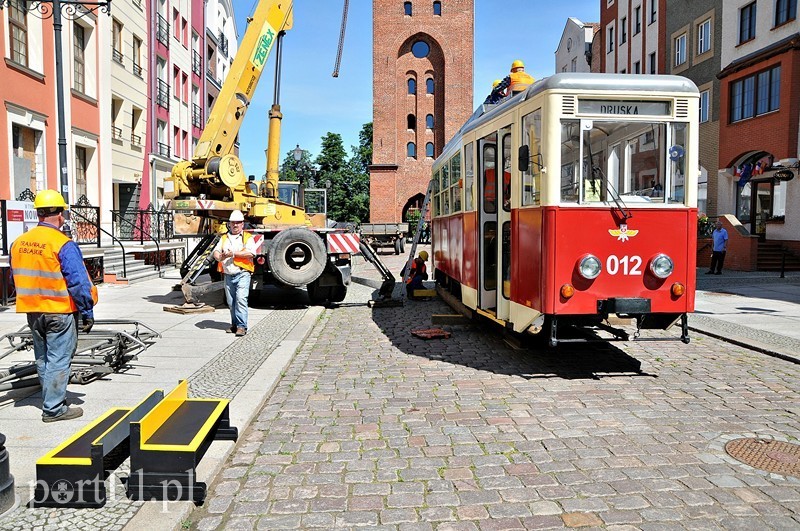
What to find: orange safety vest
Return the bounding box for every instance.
[217,231,255,273]
[406,259,427,284]
[509,71,534,93]
[10,225,98,314]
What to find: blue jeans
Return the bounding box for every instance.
[224,271,251,330]
[27,312,78,418]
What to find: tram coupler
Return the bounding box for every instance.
[596,321,630,341]
[548,317,558,348]
[680,313,690,344]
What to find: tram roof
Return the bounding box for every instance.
[439,73,698,162]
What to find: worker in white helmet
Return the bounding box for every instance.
[212,210,257,336]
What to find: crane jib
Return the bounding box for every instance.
[252,24,277,71]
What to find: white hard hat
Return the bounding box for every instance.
[229,210,245,222]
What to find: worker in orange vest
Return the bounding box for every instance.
[10,189,98,422]
[213,210,257,336]
[506,59,535,95]
[406,250,429,297]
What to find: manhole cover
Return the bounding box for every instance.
[725,438,800,478]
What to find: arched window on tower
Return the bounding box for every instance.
[404,1,412,16]
[407,78,416,94]
[426,78,434,94]
[426,142,435,158]
[407,142,416,158]
[407,114,416,130]
[433,1,441,15]
[426,114,434,129]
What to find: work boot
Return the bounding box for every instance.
[235,327,246,337]
[226,325,236,333]
[42,406,83,423]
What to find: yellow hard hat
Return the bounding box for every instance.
[33,189,68,210]
[419,250,429,261]
[492,79,501,88]
[511,59,524,70]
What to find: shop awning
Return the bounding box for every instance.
[749,168,795,184]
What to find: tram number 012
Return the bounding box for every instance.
[606,255,643,275]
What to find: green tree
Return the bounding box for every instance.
[315,132,350,222]
[344,122,372,223]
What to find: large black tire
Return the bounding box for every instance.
[400,238,405,254]
[268,227,327,287]
[394,239,401,255]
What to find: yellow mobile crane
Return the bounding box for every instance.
[166,0,361,304]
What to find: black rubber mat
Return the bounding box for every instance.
[145,401,220,446]
[52,409,129,460]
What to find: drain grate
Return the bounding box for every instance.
[725,438,800,478]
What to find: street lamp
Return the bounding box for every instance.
[0,0,112,206]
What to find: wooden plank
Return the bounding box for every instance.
[431,314,467,325]
[163,304,216,314]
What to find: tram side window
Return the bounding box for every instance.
[521,109,542,206]
[442,163,450,214]
[668,123,687,204]
[560,120,580,203]
[432,169,440,216]
[464,142,475,210]
[501,128,511,211]
[482,137,497,213]
[451,152,462,212]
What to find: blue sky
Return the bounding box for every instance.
[233,1,600,172]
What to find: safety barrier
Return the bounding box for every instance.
[126,380,238,504]
[33,390,163,508]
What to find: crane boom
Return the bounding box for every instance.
[194,1,292,164]
[166,1,293,205]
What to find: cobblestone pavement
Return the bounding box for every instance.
[189,287,800,530]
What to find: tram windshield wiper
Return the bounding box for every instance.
[583,128,632,222]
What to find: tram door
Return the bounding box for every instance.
[497,127,512,322]
[478,133,498,311]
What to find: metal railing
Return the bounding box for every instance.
[111,126,122,140]
[156,79,170,110]
[132,62,143,78]
[110,205,175,271]
[112,48,124,64]
[192,103,203,128]
[192,50,201,76]
[158,142,171,158]
[131,133,142,147]
[156,14,169,47]
[69,195,101,247]
[218,31,228,57]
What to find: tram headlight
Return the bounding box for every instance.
[650,254,674,279]
[578,255,602,279]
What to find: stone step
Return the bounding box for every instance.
[105,262,154,276]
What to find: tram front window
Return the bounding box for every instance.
[559,120,689,205]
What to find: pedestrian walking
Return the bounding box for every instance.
[213,210,257,336]
[10,190,98,422]
[707,219,728,275]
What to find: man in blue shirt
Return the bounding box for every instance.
[707,220,728,275]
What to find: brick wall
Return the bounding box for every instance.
[369,0,474,222]
[718,48,800,168]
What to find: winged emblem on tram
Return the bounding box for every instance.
[608,224,639,242]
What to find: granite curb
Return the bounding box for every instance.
[689,315,800,365]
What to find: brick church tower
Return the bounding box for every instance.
[369,0,474,222]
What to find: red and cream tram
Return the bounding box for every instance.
[431,73,699,346]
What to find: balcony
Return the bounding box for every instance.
[131,133,142,147]
[132,62,143,78]
[156,14,169,48]
[158,142,171,158]
[192,51,201,76]
[192,103,203,128]
[156,79,170,110]
[112,48,124,65]
[112,126,122,140]
[218,32,228,57]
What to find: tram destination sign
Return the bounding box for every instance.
[579,100,671,116]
